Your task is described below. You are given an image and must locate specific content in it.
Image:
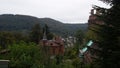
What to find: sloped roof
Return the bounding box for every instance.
[82,40,93,53]
[87,40,93,47]
[79,40,93,55]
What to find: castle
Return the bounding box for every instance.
[79,7,104,64]
[40,32,64,58]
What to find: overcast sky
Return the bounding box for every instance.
[0,0,110,23]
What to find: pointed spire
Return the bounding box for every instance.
[43,31,47,40]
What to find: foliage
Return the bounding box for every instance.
[43,24,54,40]
[29,23,43,44]
[75,29,84,44]
[86,24,103,41]
[75,30,86,54]
[0,32,15,49]
[0,32,89,68]
[97,0,120,67]
[0,14,87,36]
[7,41,44,68]
[0,31,28,49]
[65,48,77,59]
[72,57,81,68]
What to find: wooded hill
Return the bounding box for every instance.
[0,14,88,36]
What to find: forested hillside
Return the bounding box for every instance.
[0,14,88,36]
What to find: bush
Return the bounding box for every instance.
[7,41,43,68]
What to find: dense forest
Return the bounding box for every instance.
[0,14,88,36]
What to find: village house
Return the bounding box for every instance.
[64,36,76,48]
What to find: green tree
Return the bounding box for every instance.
[29,23,43,44]
[43,24,54,40]
[75,30,84,45]
[98,0,120,67]
[72,57,81,68]
[6,41,44,68]
[0,32,15,49]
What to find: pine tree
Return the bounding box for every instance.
[29,23,43,44]
[43,24,54,40]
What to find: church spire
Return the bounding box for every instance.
[43,31,47,40]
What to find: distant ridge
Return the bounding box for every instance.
[0,14,88,36]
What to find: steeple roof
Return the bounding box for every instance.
[43,31,47,40]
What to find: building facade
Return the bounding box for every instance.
[40,35,64,57]
[79,7,103,64]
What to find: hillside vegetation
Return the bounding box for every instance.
[0,14,88,36]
